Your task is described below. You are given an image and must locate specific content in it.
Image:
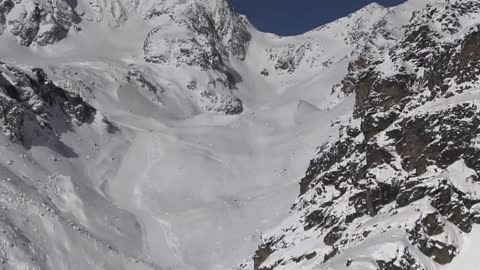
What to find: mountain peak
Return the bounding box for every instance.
[362,2,385,11]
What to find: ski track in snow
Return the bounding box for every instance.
[106,111,337,269]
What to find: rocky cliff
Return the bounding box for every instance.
[242,1,480,269]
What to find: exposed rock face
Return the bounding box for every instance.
[199,89,243,115]
[141,0,249,115]
[0,60,96,144]
[126,69,166,104]
[265,3,390,76]
[0,95,24,142]
[0,0,247,115]
[243,1,480,269]
[0,0,80,46]
[143,0,251,68]
[375,248,423,270]
[1,0,252,67]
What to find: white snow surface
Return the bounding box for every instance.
[0,0,477,269]
[0,0,359,269]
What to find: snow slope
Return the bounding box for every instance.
[0,0,363,269]
[0,0,479,270]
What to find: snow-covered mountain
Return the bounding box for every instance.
[0,0,479,269]
[241,1,480,270]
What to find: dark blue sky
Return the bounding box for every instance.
[229,0,406,36]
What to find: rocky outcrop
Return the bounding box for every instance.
[0,60,96,144]
[265,3,391,76]
[0,0,80,46]
[143,0,251,69]
[0,95,24,142]
[243,1,480,269]
[199,89,243,114]
[141,0,248,115]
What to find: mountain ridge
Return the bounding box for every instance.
[239,1,480,270]
[1,1,480,270]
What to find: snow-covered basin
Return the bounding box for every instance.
[106,96,353,269]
